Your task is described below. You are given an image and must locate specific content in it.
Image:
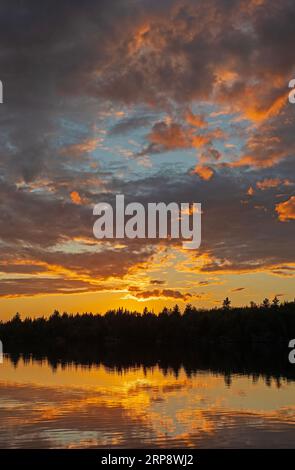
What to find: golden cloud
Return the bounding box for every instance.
[192,165,214,181]
[70,191,83,205]
[276,196,295,222]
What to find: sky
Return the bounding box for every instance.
[0,0,294,319]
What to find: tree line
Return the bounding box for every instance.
[0,297,294,352]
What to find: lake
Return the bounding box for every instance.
[0,354,294,448]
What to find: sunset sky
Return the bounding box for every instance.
[0,0,294,319]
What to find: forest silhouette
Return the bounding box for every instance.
[1,297,295,382]
[1,296,294,349]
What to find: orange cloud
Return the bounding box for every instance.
[229,151,285,169]
[60,138,101,157]
[247,186,255,196]
[147,122,224,153]
[148,123,191,150]
[275,196,295,222]
[192,165,214,181]
[129,23,150,54]
[245,93,288,122]
[191,135,211,148]
[256,178,292,190]
[185,111,206,128]
[70,191,83,205]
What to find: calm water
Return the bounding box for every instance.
[0,354,294,448]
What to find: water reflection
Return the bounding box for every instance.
[0,354,294,448]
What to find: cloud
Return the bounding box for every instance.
[60,138,101,157]
[0,0,295,304]
[70,191,83,205]
[256,178,293,190]
[276,196,295,222]
[131,169,295,275]
[192,165,214,181]
[147,122,193,151]
[185,111,207,128]
[144,120,225,157]
[0,278,102,298]
[150,279,165,285]
[130,288,192,302]
[247,186,255,196]
[108,115,153,135]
